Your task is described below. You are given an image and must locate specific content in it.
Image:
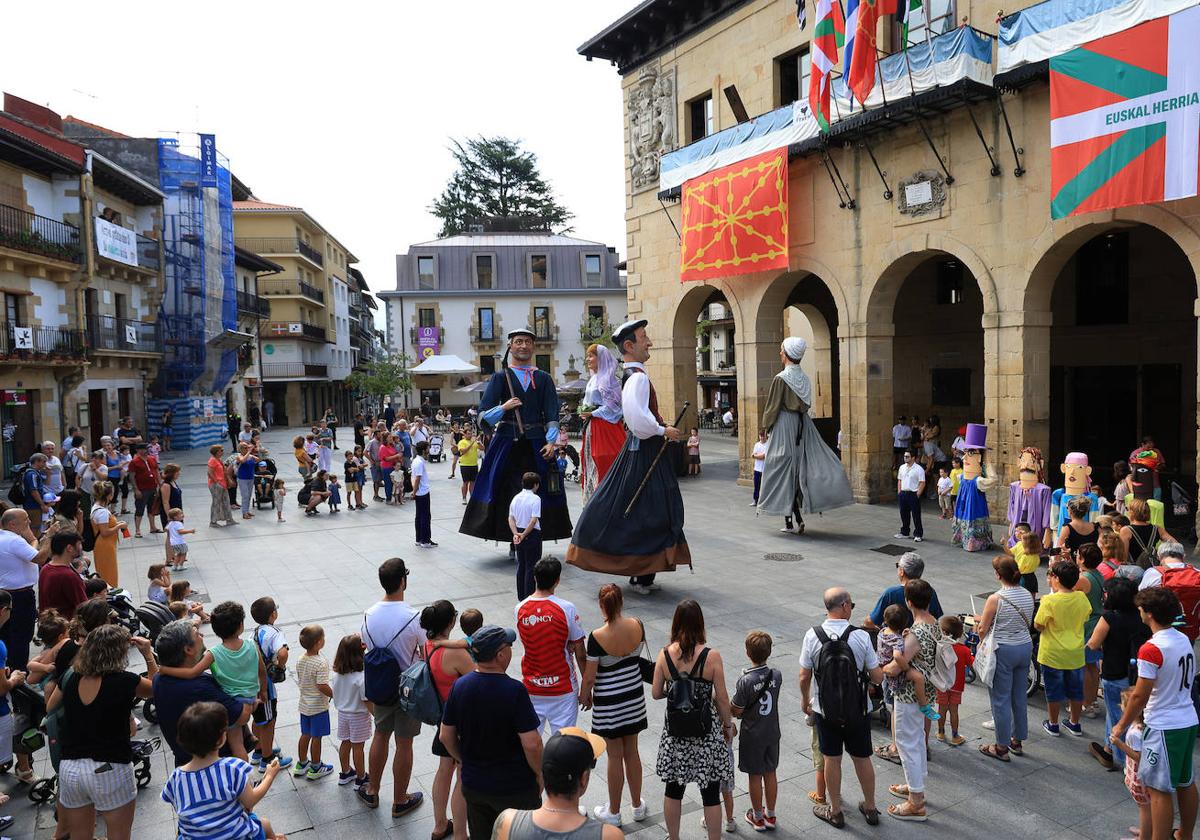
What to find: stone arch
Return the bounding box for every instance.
[861,232,1000,324]
[664,280,747,428]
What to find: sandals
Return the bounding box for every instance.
[887,802,928,822]
[859,802,881,826]
[874,745,902,765]
[979,744,1011,762]
[812,804,845,829]
[808,791,826,804]
[1009,740,1024,756]
[888,784,911,799]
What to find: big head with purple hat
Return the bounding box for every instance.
[961,423,988,479]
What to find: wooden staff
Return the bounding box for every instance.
[623,401,690,518]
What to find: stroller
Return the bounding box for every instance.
[108,589,142,636]
[135,601,175,644]
[254,458,278,510]
[557,445,581,483]
[427,435,445,462]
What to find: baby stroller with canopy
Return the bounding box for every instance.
[427,435,445,462]
[254,458,278,510]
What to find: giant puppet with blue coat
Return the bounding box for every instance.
[459,327,572,544]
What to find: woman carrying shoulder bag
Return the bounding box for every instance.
[973,556,1034,762]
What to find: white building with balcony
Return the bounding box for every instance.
[380,230,626,410]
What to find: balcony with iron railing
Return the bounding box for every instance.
[0,321,85,359]
[85,315,161,354]
[261,362,328,379]
[136,233,160,272]
[697,347,735,372]
[236,290,271,318]
[257,277,325,304]
[0,203,82,264]
[233,237,324,266]
[264,322,328,342]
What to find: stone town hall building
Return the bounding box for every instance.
[580,0,1200,525]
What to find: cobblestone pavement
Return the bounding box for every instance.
[13,426,1148,838]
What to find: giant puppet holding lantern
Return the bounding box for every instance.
[460,327,572,545]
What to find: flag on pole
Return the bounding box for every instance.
[809,0,846,131]
[899,0,923,48]
[847,0,899,104]
[796,0,807,29]
[842,0,861,109]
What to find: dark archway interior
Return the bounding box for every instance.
[785,274,841,441]
[1048,225,1197,522]
[892,255,986,452]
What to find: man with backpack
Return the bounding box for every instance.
[799,587,884,829]
[359,557,426,817]
[1138,541,1200,722]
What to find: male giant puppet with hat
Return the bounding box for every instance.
[567,319,691,594]
[460,327,572,546]
[951,422,996,552]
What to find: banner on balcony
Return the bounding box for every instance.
[12,327,32,350]
[1049,6,1200,218]
[124,324,138,345]
[679,148,789,283]
[94,218,138,268]
[416,326,440,360]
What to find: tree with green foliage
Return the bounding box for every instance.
[430,137,574,236]
[580,315,616,349]
[346,354,413,408]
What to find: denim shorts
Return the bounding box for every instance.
[1084,646,1103,665]
[1042,665,1084,702]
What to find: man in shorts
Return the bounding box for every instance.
[799,587,884,828]
[515,558,585,734]
[358,558,425,816]
[1115,586,1199,840]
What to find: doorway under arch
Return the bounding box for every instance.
[670,283,739,430]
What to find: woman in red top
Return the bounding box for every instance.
[379,435,403,506]
[206,444,235,528]
[421,600,473,840]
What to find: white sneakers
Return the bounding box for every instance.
[594,800,649,825]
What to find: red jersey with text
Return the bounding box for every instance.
[515,594,585,697]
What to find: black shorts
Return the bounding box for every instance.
[432,723,451,758]
[252,696,278,726]
[814,712,872,759]
[460,465,478,483]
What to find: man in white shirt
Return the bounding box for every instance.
[892,416,912,469]
[896,449,926,542]
[359,557,426,815]
[751,429,768,506]
[799,588,884,827]
[0,509,52,670]
[1114,587,1199,840]
[411,440,436,548]
[566,319,691,595]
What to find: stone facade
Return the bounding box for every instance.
[597,0,1200,517]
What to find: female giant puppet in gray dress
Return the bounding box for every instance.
[756,337,854,533]
[567,319,691,595]
[460,327,572,544]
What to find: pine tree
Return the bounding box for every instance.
[430,137,573,236]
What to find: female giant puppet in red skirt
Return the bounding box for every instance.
[580,343,625,501]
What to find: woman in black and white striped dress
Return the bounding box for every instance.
[580,584,649,827]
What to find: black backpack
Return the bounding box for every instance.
[6,467,27,505]
[663,647,712,738]
[813,626,867,726]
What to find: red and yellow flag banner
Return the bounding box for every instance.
[679,148,789,283]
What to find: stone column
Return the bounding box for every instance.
[841,320,896,503]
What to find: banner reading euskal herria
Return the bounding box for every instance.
[1050,4,1200,219]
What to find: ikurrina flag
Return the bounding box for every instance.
[1050,6,1200,219]
[679,148,789,282]
[808,0,846,131]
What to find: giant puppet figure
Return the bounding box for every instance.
[1007,446,1053,548]
[460,327,572,544]
[1050,452,1099,533]
[755,336,853,534]
[567,319,691,594]
[1127,450,1166,526]
[951,423,996,552]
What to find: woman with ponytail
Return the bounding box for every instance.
[580,584,649,825]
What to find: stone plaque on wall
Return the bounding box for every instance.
[628,64,677,194]
[897,170,947,217]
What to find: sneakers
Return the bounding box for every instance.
[726,818,737,833]
[292,760,309,776]
[981,718,995,730]
[593,805,621,826]
[355,773,371,790]
[1082,703,1102,719]
[1063,720,1084,736]
[261,754,292,771]
[632,800,649,822]
[356,786,379,808]
[1041,720,1061,737]
[894,533,910,540]
[629,584,652,595]
[913,536,924,542]
[646,581,662,591]
[763,813,777,831]
[745,810,767,832]
[306,762,334,780]
[918,703,941,721]
[338,770,357,786]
